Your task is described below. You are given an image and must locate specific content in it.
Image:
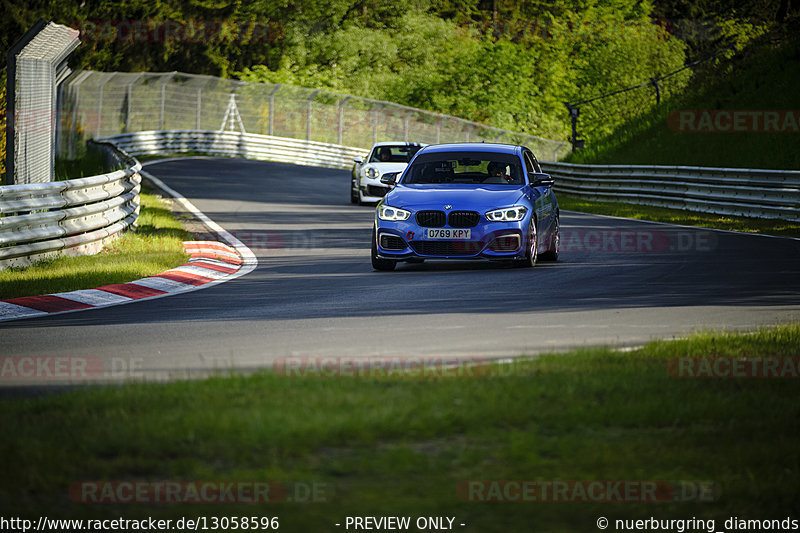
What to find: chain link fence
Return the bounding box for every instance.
[58,71,571,162]
[7,21,80,184]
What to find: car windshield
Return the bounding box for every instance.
[402,151,524,186]
[368,145,421,163]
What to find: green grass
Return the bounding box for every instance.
[0,188,191,299]
[0,324,798,531]
[558,194,800,238]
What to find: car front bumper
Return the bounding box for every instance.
[375,216,530,261]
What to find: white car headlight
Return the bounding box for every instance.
[365,167,380,179]
[378,205,411,221]
[485,206,528,222]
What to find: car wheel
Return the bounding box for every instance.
[371,228,396,271]
[350,179,360,204]
[539,214,559,262]
[515,217,538,268]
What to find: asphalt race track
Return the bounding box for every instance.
[2,157,799,384]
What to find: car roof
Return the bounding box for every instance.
[416,143,523,156]
[370,141,427,148]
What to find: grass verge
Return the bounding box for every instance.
[0,185,191,299]
[558,194,800,238]
[0,324,797,531]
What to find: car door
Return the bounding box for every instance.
[524,149,555,234]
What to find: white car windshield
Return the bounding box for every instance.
[368,145,421,163]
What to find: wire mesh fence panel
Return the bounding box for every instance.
[9,22,80,184]
[59,70,571,161]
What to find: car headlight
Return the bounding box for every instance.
[378,205,411,221]
[365,167,380,179]
[485,206,528,222]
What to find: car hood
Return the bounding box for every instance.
[386,185,526,211]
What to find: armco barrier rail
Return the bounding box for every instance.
[98,130,366,170]
[98,130,800,222]
[541,161,800,221]
[0,143,141,269]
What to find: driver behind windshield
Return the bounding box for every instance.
[402,152,523,185]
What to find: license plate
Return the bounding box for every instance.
[425,228,471,240]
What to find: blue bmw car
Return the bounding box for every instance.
[371,143,559,271]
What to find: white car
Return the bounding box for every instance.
[350,142,426,204]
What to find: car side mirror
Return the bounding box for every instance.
[354,157,364,165]
[531,173,554,187]
[380,172,400,187]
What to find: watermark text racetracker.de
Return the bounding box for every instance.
[70,480,329,504]
[232,229,719,255]
[668,357,800,379]
[458,480,718,503]
[76,19,284,44]
[668,109,800,133]
[559,229,717,254]
[0,356,143,381]
[272,356,496,379]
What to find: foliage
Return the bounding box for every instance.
[567,16,800,169]
[0,0,792,158]
[237,7,690,141]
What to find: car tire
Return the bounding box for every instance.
[350,178,360,204]
[539,214,559,262]
[371,228,396,271]
[515,217,538,268]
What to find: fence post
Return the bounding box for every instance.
[195,87,201,130]
[124,74,141,133]
[403,111,413,142]
[267,84,281,136]
[338,96,350,146]
[305,90,319,141]
[96,73,113,139]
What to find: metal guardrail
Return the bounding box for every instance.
[541,161,800,221]
[96,130,800,222]
[97,130,367,170]
[0,143,141,269]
